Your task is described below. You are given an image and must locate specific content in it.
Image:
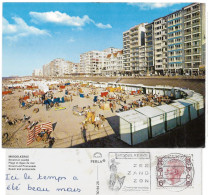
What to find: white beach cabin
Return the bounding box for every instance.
[117,110,149,145]
[135,106,165,138]
[156,104,180,131]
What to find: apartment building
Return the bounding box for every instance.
[154,17,168,75]
[33,69,43,77]
[80,47,121,75]
[104,50,123,76]
[123,23,147,75]
[138,46,146,73]
[42,63,51,77]
[167,9,184,74]
[183,3,206,75]
[80,51,106,75]
[145,23,154,74]
[41,58,73,77]
[71,63,81,75]
[103,47,121,54]
[123,30,131,74]
[124,2,205,75]
[130,23,147,75]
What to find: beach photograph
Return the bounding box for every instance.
[2,2,205,148]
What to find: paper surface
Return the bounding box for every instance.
[5,149,201,195]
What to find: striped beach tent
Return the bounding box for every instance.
[27,122,53,145]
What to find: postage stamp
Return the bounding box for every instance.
[108,152,151,192]
[156,153,194,192]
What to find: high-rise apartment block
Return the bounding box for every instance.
[123,3,205,75]
[167,9,184,75]
[33,69,43,77]
[42,58,74,77]
[123,30,131,74]
[33,3,205,77]
[154,17,167,75]
[145,22,155,74]
[183,3,206,75]
[123,23,147,75]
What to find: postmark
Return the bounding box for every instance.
[108,152,151,192]
[156,153,194,192]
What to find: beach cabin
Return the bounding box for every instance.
[156,105,180,131]
[144,86,154,94]
[154,86,165,96]
[135,106,165,138]
[163,86,174,97]
[123,83,130,91]
[175,99,198,120]
[117,110,149,145]
[107,82,117,88]
[189,96,204,116]
[172,87,182,99]
[100,82,108,88]
[171,102,190,125]
[94,82,100,88]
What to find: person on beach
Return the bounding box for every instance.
[110,102,113,113]
[48,137,55,148]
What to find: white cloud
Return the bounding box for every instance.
[128,3,177,10]
[29,11,112,29]
[3,17,50,41]
[94,23,112,29]
[30,11,92,27]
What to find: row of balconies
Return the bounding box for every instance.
[184,6,200,16]
[185,56,201,62]
[184,12,200,22]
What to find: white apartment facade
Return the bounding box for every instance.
[42,58,73,77]
[33,69,43,77]
[71,63,81,75]
[123,30,131,73]
[154,17,168,75]
[80,47,121,75]
[103,50,123,76]
[80,51,106,75]
[130,23,147,75]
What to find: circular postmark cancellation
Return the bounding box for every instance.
[156,153,194,192]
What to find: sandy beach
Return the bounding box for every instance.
[2,77,205,148]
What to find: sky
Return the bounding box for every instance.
[2,2,191,77]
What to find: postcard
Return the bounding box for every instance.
[1,1,207,195]
[2,2,206,149]
[4,148,201,195]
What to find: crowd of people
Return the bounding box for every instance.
[3,81,176,148]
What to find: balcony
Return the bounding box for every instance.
[184,10,191,16]
[192,43,201,48]
[193,64,200,68]
[192,29,201,34]
[146,33,152,37]
[192,6,200,13]
[192,20,201,27]
[185,52,192,55]
[193,50,201,55]
[184,45,192,49]
[184,37,192,42]
[185,58,192,62]
[184,24,192,29]
[184,16,192,22]
[146,58,153,62]
[193,36,200,41]
[184,31,191,35]
[193,57,201,62]
[192,13,200,20]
